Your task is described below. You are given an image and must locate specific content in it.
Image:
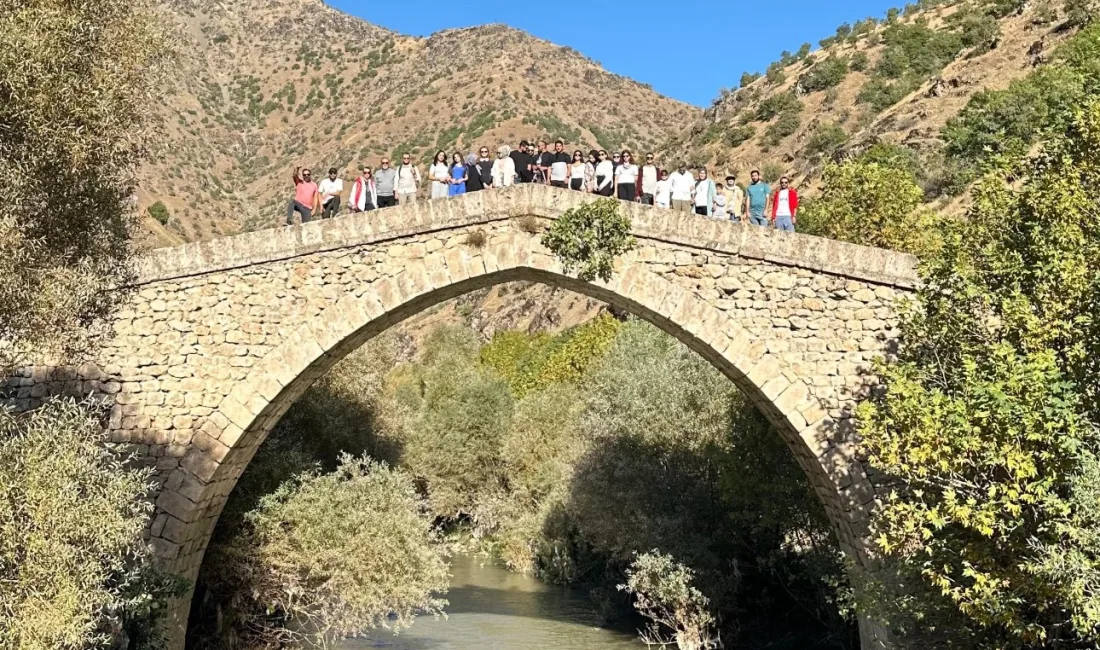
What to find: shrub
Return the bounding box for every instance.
[875,22,963,79]
[739,71,761,88]
[1064,0,1096,27]
[619,552,720,650]
[764,111,802,145]
[465,230,488,248]
[753,92,802,121]
[0,399,180,650]
[147,201,170,225]
[761,162,786,184]
[804,122,848,157]
[542,198,636,282]
[797,161,935,254]
[798,57,849,92]
[0,0,165,362]
[857,76,920,113]
[765,62,786,85]
[200,456,448,648]
[724,124,756,147]
[958,12,1001,51]
[516,215,542,234]
[849,51,870,71]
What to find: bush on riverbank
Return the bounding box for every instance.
[195,456,447,649]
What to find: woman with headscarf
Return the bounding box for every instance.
[492,145,517,188]
[464,153,483,192]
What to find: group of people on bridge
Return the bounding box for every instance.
[287,138,800,232]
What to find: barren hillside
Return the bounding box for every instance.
[663,0,1084,207]
[138,0,698,246]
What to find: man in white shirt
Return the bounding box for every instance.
[639,153,660,205]
[668,163,695,214]
[394,153,421,204]
[654,169,672,209]
[319,167,344,219]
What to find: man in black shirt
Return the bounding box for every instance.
[511,140,535,183]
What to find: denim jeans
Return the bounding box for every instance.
[287,200,312,225]
[749,213,768,227]
[775,215,795,231]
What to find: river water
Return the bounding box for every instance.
[342,554,645,649]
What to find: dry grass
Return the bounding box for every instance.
[465,230,488,248]
[516,215,542,234]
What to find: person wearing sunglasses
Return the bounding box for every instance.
[614,150,638,202]
[349,166,377,212]
[771,176,799,231]
[594,150,614,196]
[639,153,659,205]
[549,140,571,188]
[569,150,586,191]
[286,166,320,225]
[473,147,494,191]
[319,167,344,219]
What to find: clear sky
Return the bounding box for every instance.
[328,0,901,107]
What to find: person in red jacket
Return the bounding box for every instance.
[771,176,799,231]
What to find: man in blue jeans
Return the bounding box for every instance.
[744,169,771,227]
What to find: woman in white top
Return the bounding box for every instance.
[614,150,638,202]
[594,150,614,197]
[569,150,586,191]
[693,168,717,217]
[491,145,516,188]
[429,150,450,200]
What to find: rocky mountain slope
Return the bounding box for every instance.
[137,0,698,246]
[662,0,1084,206]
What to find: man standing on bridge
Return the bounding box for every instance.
[287,166,320,225]
[745,169,771,227]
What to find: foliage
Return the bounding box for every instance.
[943,23,1100,169]
[542,198,637,282]
[0,0,165,363]
[724,124,756,148]
[857,76,921,113]
[147,201,170,226]
[619,552,720,650]
[760,162,786,184]
[798,161,936,255]
[849,51,870,72]
[858,101,1100,648]
[804,122,849,158]
[799,57,849,93]
[0,399,181,650]
[200,456,448,648]
[385,327,514,518]
[739,72,761,88]
[875,21,963,80]
[753,92,802,122]
[479,315,621,398]
[1065,0,1098,27]
[957,11,1001,51]
[764,111,802,146]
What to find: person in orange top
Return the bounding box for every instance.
[287,167,321,225]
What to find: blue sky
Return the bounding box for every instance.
[329,0,901,106]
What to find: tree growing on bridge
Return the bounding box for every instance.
[0,0,165,364]
[542,198,637,282]
[858,101,1100,647]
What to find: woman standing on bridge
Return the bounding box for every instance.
[429,150,450,200]
[569,150,586,191]
[448,152,468,197]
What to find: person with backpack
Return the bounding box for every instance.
[395,153,421,204]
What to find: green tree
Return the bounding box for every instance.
[0,400,181,650]
[619,552,720,650]
[798,161,935,254]
[199,457,448,648]
[0,0,165,362]
[542,198,636,282]
[858,101,1100,648]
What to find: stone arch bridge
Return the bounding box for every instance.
[4,184,917,649]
